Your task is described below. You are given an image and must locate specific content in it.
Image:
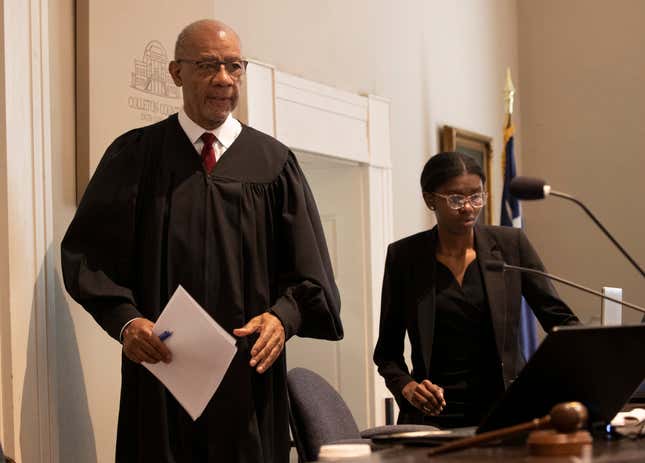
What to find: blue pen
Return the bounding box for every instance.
[159,330,173,342]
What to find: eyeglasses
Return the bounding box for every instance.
[433,191,487,210]
[176,58,248,78]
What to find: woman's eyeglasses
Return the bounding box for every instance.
[433,192,487,210]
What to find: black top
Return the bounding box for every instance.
[429,258,504,427]
[61,114,343,462]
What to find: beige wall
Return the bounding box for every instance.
[518,0,645,326]
[0,0,10,451]
[43,1,522,461]
[50,0,109,460]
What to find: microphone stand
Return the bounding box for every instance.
[548,190,645,278]
[500,263,645,315]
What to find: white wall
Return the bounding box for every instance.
[1,0,59,460]
[518,0,645,326]
[25,1,522,461]
[214,0,521,237]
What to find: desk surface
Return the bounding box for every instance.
[327,438,644,462]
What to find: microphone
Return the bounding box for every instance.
[509,176,551,200]
[484,260,645,315]
[508,176,644,278]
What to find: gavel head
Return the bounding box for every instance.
[549,402,588,433]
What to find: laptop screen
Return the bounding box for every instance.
[477,324,645,433]
[630,380,645,403]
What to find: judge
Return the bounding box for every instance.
[62,19,343,462]
[373,152,578,428]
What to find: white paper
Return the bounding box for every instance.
[611,408,645,427]
[143,285,237,420]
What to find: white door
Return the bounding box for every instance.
[286,151,372,429]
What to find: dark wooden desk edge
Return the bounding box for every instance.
[317,438,645,462]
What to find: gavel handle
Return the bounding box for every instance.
[427,416,551,457]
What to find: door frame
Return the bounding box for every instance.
[235,61,394,426]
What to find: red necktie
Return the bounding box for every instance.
[200,132,217,173]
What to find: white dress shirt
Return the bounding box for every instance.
[177,108,242,161]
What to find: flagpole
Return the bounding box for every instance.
[501,67,538,359]
[504,67,515,129]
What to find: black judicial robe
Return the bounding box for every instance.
[61,114,343,462]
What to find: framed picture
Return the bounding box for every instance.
[441,126,493,225]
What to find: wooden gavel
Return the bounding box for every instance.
[427,401,590,457]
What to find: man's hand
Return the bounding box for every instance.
[233,312,285,374]
[122,318,172,364]
[402,379,446,416]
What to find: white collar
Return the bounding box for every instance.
[178,109,242,149]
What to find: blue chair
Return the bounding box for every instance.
[287,367,438,462]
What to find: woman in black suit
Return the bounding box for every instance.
[373,152,578,428]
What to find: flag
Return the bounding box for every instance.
[501,116,539,360]
[500,125,521,228]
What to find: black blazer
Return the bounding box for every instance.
[373,225,578,419]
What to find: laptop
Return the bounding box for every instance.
[630,380,645,403]
[372,324,645,444]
